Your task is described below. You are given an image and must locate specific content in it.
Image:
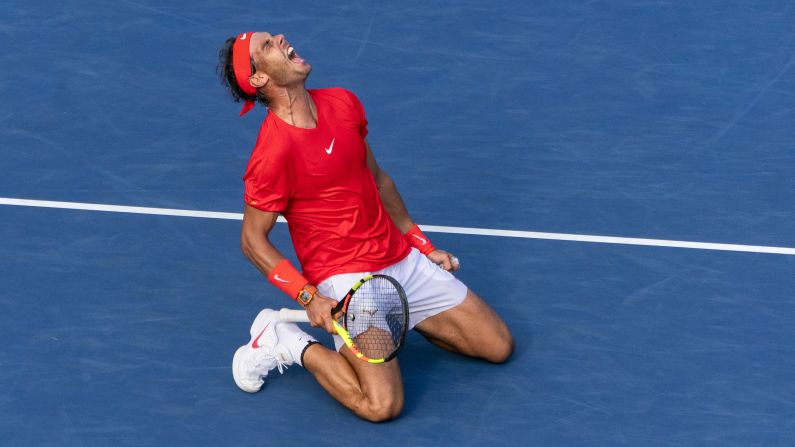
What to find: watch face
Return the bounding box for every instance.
[299,290,311,304]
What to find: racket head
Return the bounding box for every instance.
[331,274,409,363]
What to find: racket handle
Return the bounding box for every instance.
[279,308,310,323]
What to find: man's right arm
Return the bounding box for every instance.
[240,204,337,333]
[240,204,285,274]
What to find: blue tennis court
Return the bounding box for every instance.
[2,1,794,445]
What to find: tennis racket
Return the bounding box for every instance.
[279,274,409,364]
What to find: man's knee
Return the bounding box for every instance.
[471,298,515,363]
[357,395,404,422]
[484,330,515,364]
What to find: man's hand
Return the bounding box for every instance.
[427,249,460,272]
[304,292,338,334]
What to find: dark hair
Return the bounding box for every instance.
[217,37,269,107]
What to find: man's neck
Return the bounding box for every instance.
[268,85,316,129]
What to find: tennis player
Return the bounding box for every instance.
[219,31,514,421]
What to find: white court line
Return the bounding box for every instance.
[2,197,794,256]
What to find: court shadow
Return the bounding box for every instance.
[398,330,532,417]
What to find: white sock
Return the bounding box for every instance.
[275,322,317,367]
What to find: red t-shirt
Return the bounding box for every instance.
[243,88,411,284]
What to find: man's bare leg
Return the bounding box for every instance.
[414,289,514,363]
[302,344,404,422]
[299,288,509,420]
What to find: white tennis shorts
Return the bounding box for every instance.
[317,248,468,351]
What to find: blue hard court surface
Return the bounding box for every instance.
[1,1,794,445]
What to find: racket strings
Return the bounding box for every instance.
[344,276,406,359]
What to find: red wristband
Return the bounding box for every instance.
[404,224,436,255]
[268,260,309,300]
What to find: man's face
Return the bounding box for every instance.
[249,32,311,88]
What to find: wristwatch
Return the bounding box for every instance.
[296,284,318,307]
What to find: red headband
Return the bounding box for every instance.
[233,32,257,116]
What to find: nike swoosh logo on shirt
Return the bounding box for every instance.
[273,274,290,283]
[324,138,334,155]
[412,234,428,245]
[251,322,271,348]
[240,33,248,40]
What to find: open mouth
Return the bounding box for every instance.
[287,45,305,65]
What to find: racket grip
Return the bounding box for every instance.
[279,308,310,323]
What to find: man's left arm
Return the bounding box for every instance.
[365,139,460,272]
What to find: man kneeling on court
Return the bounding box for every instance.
[218,31,514,421]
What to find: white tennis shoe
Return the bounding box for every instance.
[232,309,319,393]
[232,309,293,393]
